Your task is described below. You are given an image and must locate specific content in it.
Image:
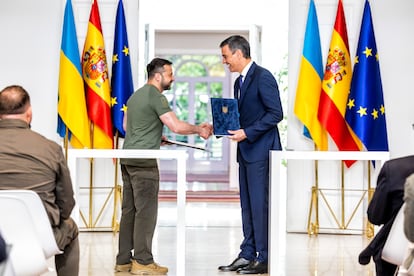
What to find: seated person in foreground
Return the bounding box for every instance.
[0,232,6,263]
[400,173,414,273]
[0,85,79,276]
[359,155,414,276]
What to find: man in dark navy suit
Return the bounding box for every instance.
[217,35,283,275]
[359,155,414,275]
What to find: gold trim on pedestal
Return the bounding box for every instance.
[307,160,375,237]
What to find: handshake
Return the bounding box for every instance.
[198,123,214,140]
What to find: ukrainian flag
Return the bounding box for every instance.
[294,0,327,151]
[57,0,90,149]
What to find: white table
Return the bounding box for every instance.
[269,150,390,275]
[67,149,187,276]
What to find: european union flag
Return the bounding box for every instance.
[111,0,134,138]
[345,0,388,151]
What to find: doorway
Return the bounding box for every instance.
[145,26,262,187]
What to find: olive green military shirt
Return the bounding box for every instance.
[121,84,172,167]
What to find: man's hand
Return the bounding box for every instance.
[227,129,247,142]
[198,123,213,139]
[160,135,169,146]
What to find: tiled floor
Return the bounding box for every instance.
[44,200,377,275]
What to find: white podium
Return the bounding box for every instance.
[268,150,390,275]
[67,149,188,276]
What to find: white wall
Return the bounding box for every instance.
[0,0,62,138]
[375,0,414,158]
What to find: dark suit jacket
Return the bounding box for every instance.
[361,155,414,275]
[0,232,6,263]
[234,62,283,162]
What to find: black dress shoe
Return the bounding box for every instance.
[237,260,268,274]
[218,257,251,272]
[358,245,374,265]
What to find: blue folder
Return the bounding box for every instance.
[211,98,240,136]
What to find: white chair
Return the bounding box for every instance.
[382,203,409,266]
[0,190,62,259]
[0,195,48,275]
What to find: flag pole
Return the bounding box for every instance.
[109,0,133,232]
[82,0,113,229]
[88,123,95,229]
[307,144,319,235]
[314,158,319,234]
[341,161,345,229]
[64,127,69,161]
[366,160,374,238]
[112,131,121,233]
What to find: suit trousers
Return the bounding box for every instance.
[53,217,79,276]
[117,165,159,265]
[238,158,269,263]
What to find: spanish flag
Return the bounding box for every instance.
[317,0,360,167]
[57,0,90,149]
[294,0,327,151]
[82,0,113,149]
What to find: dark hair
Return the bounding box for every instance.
[146,58,173,79]
[0,85,31,115]
[219,35,251,59]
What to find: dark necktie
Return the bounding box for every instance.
[238,75,243,99]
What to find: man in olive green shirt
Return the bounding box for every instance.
[121,81,172,168]
[115,58,212,275]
